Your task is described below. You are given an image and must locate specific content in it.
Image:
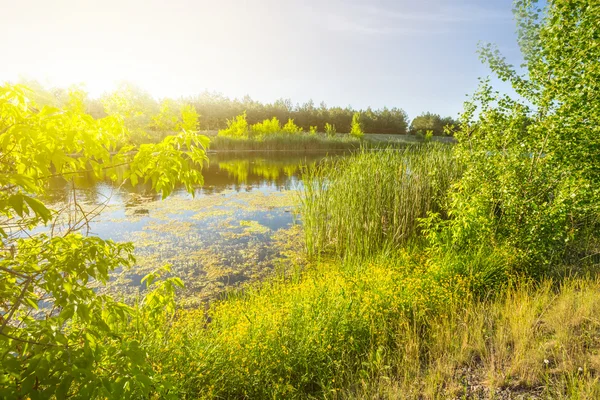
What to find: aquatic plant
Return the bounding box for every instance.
[210,133,363,151]
[302,145,461,260]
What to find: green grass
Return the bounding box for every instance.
[112,143,596,400]
[209,133,364,151]
[146,249,600,399]
[130,144,600,399]
[148,251,476,399]
[301,145,462,260]
[344,277,600,399]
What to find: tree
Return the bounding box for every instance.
[409,112,458,136]
[0,84,209,399]
[100,82,159,144]
[429,0,600,273]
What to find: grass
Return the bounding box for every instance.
[139,144,600,399]
[301,145,462,260]
[148,251,474,399]
[209,133,364,152]
[345,277,600,399]
[147,250,600,399]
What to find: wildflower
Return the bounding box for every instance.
[544,359,549,365]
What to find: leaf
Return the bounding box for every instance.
[63,282,72,296]
[23,196,52,222]
[55,376,73,399]
[24,297,39,310]
[8,194,24,217]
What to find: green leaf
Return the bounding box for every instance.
[8,194,24,217]
[23,196,52,222]
[24,297,39,310]
[63,282,72,296]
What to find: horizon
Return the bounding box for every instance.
[1,0,521,120]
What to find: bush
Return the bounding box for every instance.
[251,117,281,137]
[350,112,364,138]
[324,122,336,136]
[282,118,302,134]
[427,0,600,273]
[218,112,249,138]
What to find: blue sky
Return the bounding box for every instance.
[1,0,521,120]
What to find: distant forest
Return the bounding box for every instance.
[22,80,457,135]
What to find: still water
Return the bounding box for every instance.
[43,152,336,306]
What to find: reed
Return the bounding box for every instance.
[301,144,462,260]
[209,133,364,151]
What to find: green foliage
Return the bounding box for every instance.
[179,104,200,132]
[309,125,318,135]
[217,111,249,138]
[152,98,180,131]
[282,118,302,134]
[0,83,208,399]
[251,116,281,136]
[190,94,409,134]
[429,0,600,272]
[150,252,473,398]
[350,112,364,138]
[151,100,200,134]
[101,82,159,144]
[3,3,600,398]
[324,122,336,136]
[210,133,363,151]
[410,112,458,136]
[302,146,462,260]
[424,130,434,142]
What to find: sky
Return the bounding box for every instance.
[1,0,522,120]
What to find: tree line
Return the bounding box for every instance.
[19,79,457,136]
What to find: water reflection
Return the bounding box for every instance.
[45,152,330,201]
[41,152,341,305]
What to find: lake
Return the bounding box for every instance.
[41,152,339,307]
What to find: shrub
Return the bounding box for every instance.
[424,130,433,142]
[251,116,281,137]
[350,112,364,138]
[427,0,600,273]
[282,118,302,134]
[218,112,248,138]
[324,122,336,136]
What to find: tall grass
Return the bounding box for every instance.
[149,252,474,399]
[149,253,600,399]
[345,277,600,399]
[210,133,364,151]
[302,145,462,260]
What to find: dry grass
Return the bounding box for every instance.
[344,278,600,399]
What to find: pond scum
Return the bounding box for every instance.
[96,189,303,307]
